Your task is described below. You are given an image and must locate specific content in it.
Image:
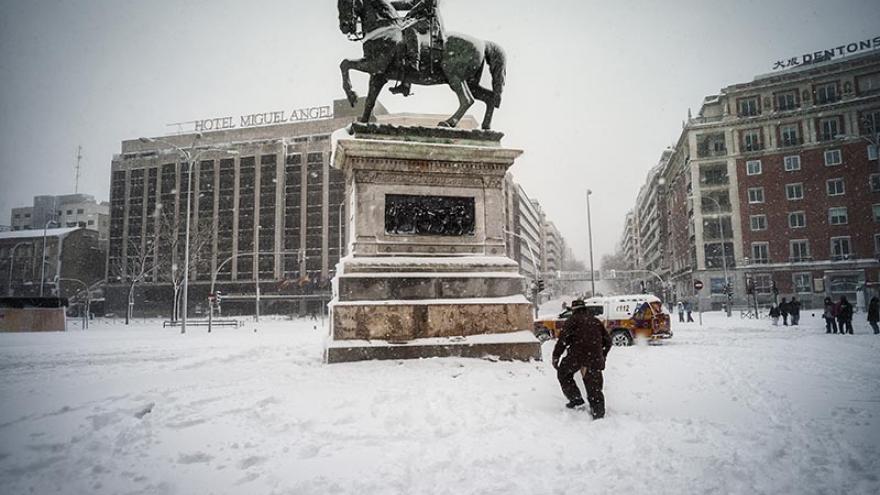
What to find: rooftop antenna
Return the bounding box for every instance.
[74,145,83,194]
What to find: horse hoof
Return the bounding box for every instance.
[437,121,453,128]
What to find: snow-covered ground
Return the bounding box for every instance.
[1,312,878,494]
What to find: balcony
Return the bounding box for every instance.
[780,137,803,148]
[742,142,764,152]
[789,256,813,263]
[830,253,855,262]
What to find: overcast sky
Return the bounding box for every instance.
[1,0,878,264]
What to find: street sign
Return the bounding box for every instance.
[693,280,704,291]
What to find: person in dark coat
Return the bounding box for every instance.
[789,297,801,326]
[837,296,854,335]
[823,297,838,334]
[868,296,879,335]
[779,298,790,326]
[769,304,780,326]
[685,301,694,322]
[552,299,612,418]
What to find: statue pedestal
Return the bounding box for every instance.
[325,123,539,363]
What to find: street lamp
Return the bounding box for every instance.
[39,220,59,297]
[139,135,238,334]
[586,190,596,296]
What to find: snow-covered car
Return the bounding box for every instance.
[534,294,672,346]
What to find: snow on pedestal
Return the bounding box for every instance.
[325,123,539,363]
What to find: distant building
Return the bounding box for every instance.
[11,194,109,241]
[620,49,880,309]
[0,227,105,298]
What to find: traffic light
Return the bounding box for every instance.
[536,279,545,293]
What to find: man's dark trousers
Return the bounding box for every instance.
[557,357,605,418]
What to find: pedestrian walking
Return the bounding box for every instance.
[779,298,790,326]
[837,296,854,335]
[677,301,684,323]
[789,297,801,326]
[823,297,838,334]
[769,304,780,326]
[685,301,694,323]
[552,299,612,418]
[868,296,879,335]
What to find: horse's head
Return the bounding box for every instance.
[338,0,359,36]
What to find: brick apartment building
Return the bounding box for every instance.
[621,49,880,310]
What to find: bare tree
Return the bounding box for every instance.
[109,237,158,325]
[156,211,215,321]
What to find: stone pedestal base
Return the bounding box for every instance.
[325,123,540,363]
[325,331,541,363]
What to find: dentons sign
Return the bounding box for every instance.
[192,106,333,132]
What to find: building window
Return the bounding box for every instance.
[815,82,840,104]
[751,242,770,264]
[784,155,801,171]
[873,204,880,222]
[857,73,880,95]
[750,215,767,231]
[775,91,798,111]
[818,117,841,141]
[746,160,762,175]
[824,149,842,166]
[700,164,729,186]
[66,209,72,215]
[24,213,30,218]
[710,277,733,295]
[871,174,880,192]
[742,129,763,152]
[13,214,20,219]
[785,183,804,200]
[748,187,765,204]
[788,211,806,228]
[738,97,760,117]
[87,220,95,226]
[830,237,851,261]
[780,125,801,147]
[76,208,84,214]
[869,145,879,161]
[790,240,810,262]
[793,273,812,293]
[829,207,848,225]
[826,178,845,196]
[875,234,880,256]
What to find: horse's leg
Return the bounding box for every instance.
[340,58,361,107]
[469,82,496,130]
[440,79,475,128]
[361,74,388,123]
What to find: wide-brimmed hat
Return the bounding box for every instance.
[570,299,586,310]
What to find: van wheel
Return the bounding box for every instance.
[534,327,552,342]
[611,330,633,347]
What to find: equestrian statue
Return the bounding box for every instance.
[337,0,507,130]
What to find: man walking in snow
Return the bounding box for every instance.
[552,299,612,418]
[789,297,801,326]
[779,297,790,326]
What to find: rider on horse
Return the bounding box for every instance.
[388,0,444,96]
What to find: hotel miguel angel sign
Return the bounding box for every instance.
[168,104,334,133]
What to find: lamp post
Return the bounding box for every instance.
[6,242,29,296]
[139,135,237,334]
[699,194,732,317]
[39,220,59,296]
[586,190,596,296]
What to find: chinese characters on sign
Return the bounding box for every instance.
[772,36,880,71]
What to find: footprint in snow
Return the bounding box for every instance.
[238,455,266,469]
[178,452,214,464]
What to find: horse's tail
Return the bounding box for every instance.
[485,40,506,109]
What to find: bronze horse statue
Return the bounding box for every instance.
[337,0,506,130]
